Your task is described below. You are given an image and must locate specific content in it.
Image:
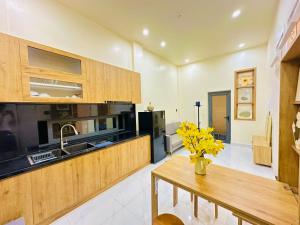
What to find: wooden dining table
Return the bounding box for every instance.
[151,156,299,225]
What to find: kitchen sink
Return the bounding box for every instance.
[62,142,95,155]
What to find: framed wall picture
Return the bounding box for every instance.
[234,68,256,120]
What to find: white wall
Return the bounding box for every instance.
[133,43,179,124]
[0,0,179,124]
[267,0,297,177]
[0,0,132,69]
[178,45,272,145]
[2,0,283,70]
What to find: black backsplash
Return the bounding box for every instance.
[0,103,136,162]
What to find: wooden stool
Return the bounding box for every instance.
[153,213,184,225]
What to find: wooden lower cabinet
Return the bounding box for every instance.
[101,136,151,188]
[99,145,120,189]
[0,136,150,225]
[73,151,101,202]
[118,141,133,177]
[130,135,151,169]
[0,173,33,225]
[30,160,75,224]
[139,136,151,164]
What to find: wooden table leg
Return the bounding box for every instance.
[194,194,198,218]
[190,192,193,202]
[173,185,178,207]
[215,204,218,219]
[238,217,242,225]
[151,173,158,223]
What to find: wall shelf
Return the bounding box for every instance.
[234,68,256,120]
[27,77,83,99]
[236,85,255,89]
[30,82,82,91]
[237,102,254,105]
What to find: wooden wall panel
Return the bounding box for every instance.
[279,61,300,187]
[0,33,23,102]
[0,173,33,225]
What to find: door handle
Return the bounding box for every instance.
[224,116,230,120]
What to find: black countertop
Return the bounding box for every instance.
[0,131,148,180]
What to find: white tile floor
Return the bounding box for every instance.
[51,144,274,225]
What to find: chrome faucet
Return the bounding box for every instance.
[60,124,79,150]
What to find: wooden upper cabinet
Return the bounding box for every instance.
[86,59,105,103]
[19,40,87,78]
[104,64,119,102]
[19,40,88,103]
[104,64,132,102]
[0,173,33,225]
[0,33,23,102]
[118,69,132,102]
[21,72,87,103]
[104,64,141,103]
[30,160,75,224]
[0,32,141,104]
[131,72,141,104]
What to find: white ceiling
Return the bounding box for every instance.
[58,0,278,65]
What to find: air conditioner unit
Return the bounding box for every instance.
[275,28,285,49]
[270,51,280,68]
[288,0,300,24]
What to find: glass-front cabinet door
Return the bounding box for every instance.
[22,73,87,103]
[19,40,87,79]
[19,40,88,103]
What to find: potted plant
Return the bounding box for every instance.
[177,122,224,175]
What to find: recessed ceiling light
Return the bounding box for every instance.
[142,28,149,36]
[232,9,241,18]
[160,41,166,48]
[113,46,120,52]
[185,59,190,63]
[238,43,245,48]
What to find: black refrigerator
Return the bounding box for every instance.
[138,111,166,163]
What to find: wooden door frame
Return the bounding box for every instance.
[208,90,231,143]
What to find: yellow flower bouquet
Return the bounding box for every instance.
[177,122,224,175]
